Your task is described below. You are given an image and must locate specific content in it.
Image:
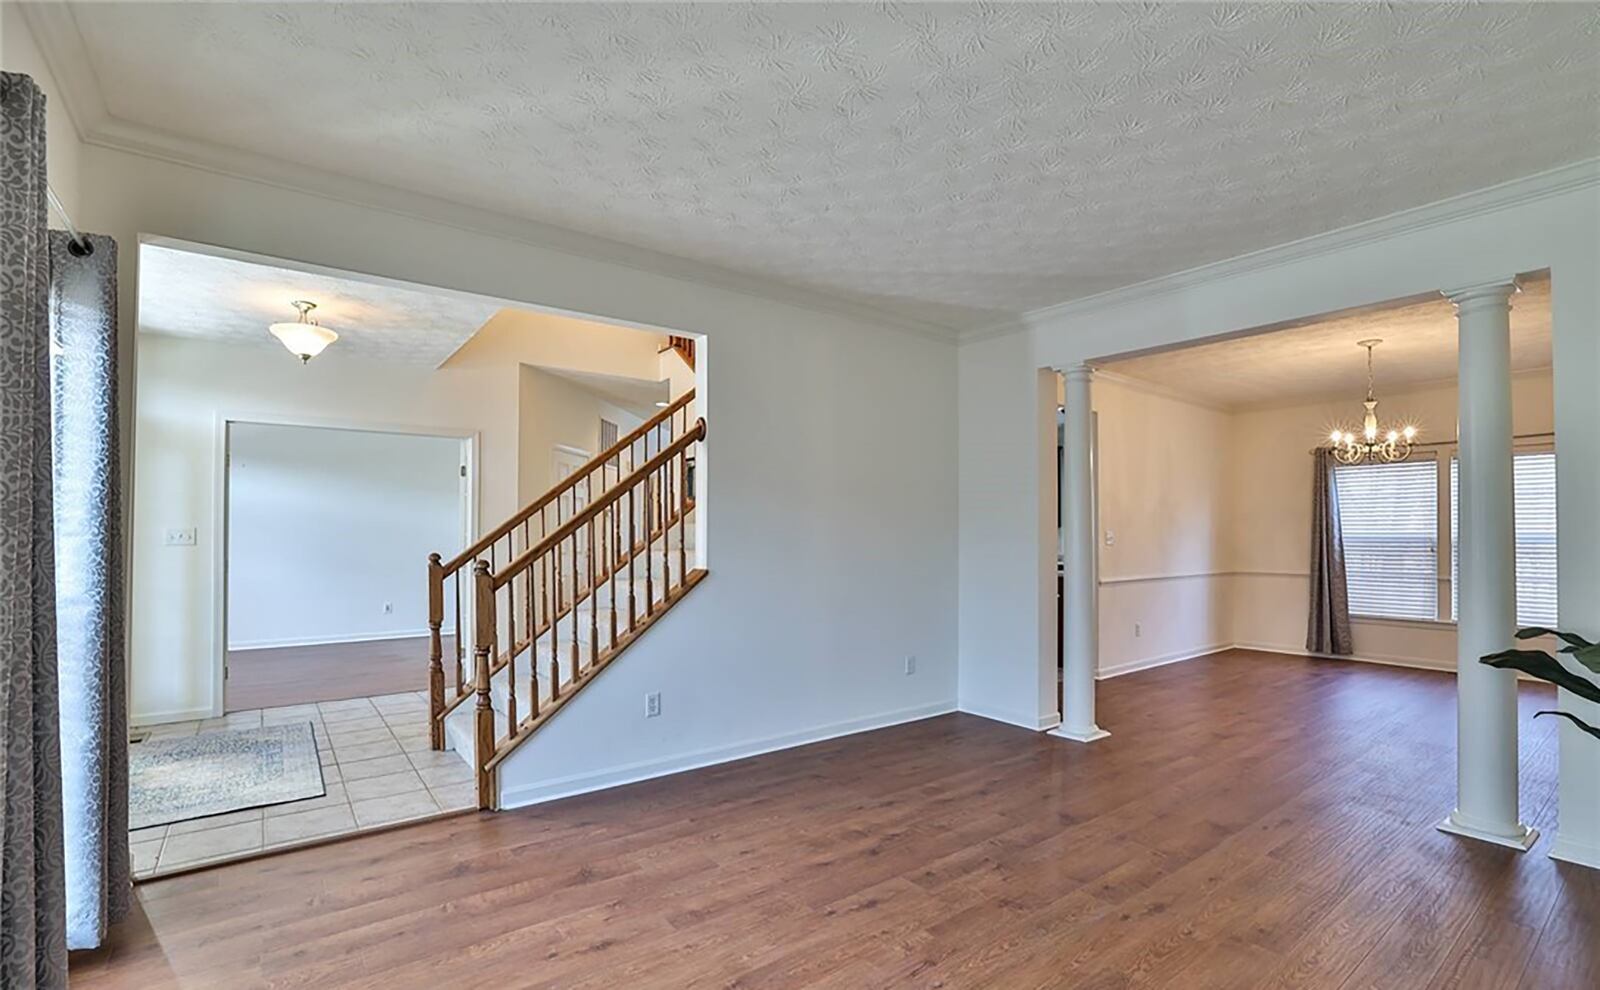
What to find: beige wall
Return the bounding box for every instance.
[518,366,645,503]
[1090,369,1555,677]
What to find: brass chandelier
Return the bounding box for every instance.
[1329,339,1416,465]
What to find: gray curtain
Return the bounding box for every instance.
[1307,447,1354,655]
[0,71,69,990]
[51,231,129,950]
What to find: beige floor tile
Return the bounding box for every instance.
[142,720,200,738]
[321,765,343,784]
[351,790,440,828]
[130,823,168,843]
[167,807,264,836]
[340,754,415,781]
[319,698,376,714]
[260,703,320,720]
[406,750,469,771]
[428,782,477,812]
[343,771,426,803]
[319,749,337,767]
[159,820,263,867]
[263,783,347,817]
[264,805,357,846]
[333,738,403,762]
[131,839,163,875]
[369,692,422,706]
[416,763,473,789]
[391,731,433,753]
[325,725,395,747]
[320,710,387,729]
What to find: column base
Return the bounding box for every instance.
[1437,812,1537,851]
[1049,725,1110,744]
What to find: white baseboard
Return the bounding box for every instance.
[1097,643,1232,680]
[131,705,216,727]
[228,628,431,651]
[1233,641,1456,674]
[957,700,1060,732]
[498,700,957,811]
[1549,832,1600,871]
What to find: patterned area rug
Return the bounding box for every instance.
[129,722,325,830]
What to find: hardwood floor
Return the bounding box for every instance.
[225,636,449,711]
[79,649,1597,988]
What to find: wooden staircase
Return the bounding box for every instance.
[426,391,705,808]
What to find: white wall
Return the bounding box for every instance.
[2,6,81,216]
[226,423,462,650]
[957,164,1600,866]
[1092,377,1234,677]
[73,133,957,798]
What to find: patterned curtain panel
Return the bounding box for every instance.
[1307,448,1354,656]
[0,71,69,990]
[50,231,129,950]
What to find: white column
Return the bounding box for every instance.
[1051,365,1108,743]
[1438,280,1534,850]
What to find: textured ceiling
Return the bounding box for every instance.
[536,366,669,417]
[137,243,504,366]
[1103,276,1551,409]
[62,3,1600,330]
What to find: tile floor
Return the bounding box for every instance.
[130,690,475,879]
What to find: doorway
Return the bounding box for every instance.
[222,421,471,712]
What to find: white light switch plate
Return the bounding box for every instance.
[164,527,197,547]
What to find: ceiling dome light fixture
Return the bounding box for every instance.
[268,299,338,363]
[1328,339,1417,465]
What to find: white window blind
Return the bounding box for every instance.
[1335,460,1438,621]
[1450,453,1558,626]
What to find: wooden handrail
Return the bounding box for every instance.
[440,388,695,574]
[491,419,705,589]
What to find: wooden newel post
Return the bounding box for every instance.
[473,560,497,811]
[427,553,446,751]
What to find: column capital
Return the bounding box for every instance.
[1061,363,1094,382]
[1443,279,1520,311]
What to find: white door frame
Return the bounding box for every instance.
[211,411,480,716]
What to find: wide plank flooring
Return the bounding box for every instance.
[225,635,447,711]
[77,649,1597,988]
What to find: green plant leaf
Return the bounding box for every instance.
[1481,649,1600,705]
[1516,627,1595,649]
[1534,710,1600,742]
[1572,644,1600,677]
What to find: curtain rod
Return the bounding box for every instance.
[46,183,93,257]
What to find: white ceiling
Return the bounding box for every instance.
[535,366,669,418]
[1103,276,1551,409]
[137,243,504,367]
[47,3,1600,332]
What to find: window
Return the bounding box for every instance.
[1335,460,1438,621]
[1451,452,1558,626]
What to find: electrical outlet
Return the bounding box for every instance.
[164,527,197,547]
[1134,623,1142,638]
[382,601,393,614]
[904,655,917,675]
[1104,529,1116,547]
[645,692,661,718]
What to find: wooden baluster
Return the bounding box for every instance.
[534,566,547,719]
[427,553,446,750]
[472,561,496,810]
[678,450,688,585]
[453,571,463,696]
[609,500,619,649]
[628,486,638,633]
[546,550,557,698]
[589,515,599,655]
[570,531,581,680]
[643,470,655,616]
[504,570,517,731]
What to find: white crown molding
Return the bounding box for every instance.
[22,5,962,347]
[959,156,1600,343]
[1088,368,1232,414]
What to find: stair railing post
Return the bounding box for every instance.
[427,553,446,750]
[473,560,497,810]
